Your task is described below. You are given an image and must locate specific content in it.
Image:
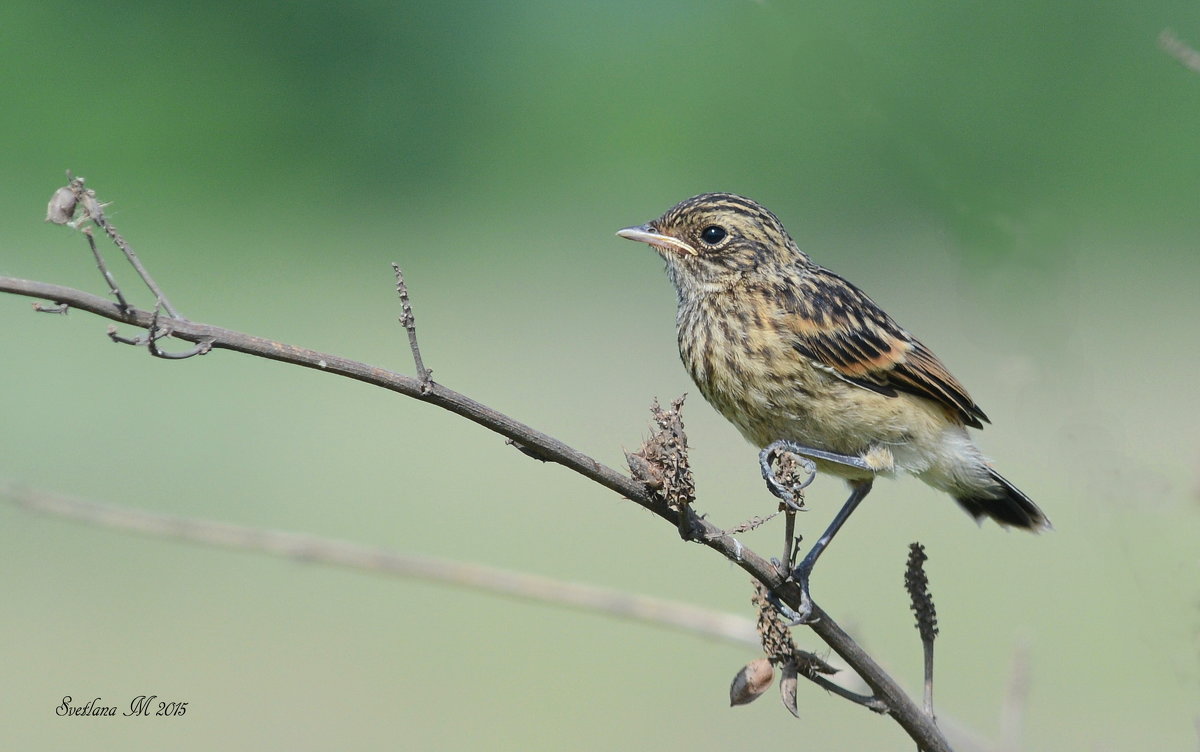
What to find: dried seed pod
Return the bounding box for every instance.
[729,658,774,707]
[45,185,78,225]
[779,659,799,718]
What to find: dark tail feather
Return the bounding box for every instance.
[955,470,1051,531]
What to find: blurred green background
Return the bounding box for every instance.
[3,1,1198,749]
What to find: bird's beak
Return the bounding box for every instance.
[616,225,698,256]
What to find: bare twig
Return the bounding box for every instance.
[45,176,180,318]
[2,484,758,645]
[997,643,1030,752]
[0,271,954,752]
[1161,28,1200,74]
[105,310,214,359]
[80,185,182,319]
[32,302,69,314]
[706,512,780,538]
[82,227,131,314]
[2,483,900,714]
[46,176,131,313]
[392,263,431,391]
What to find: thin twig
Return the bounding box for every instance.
[78,188,183,319]
[46,176,132,314]
[808,672,888,712]
[782,509,797,571]
[45,176,180,318]
[2,483,907,710]
[144,309,213,359]
[2,484,758,645]
[392,263,431,391]
[0,273,953,752]
[81,227,131,314]
[105,313,214,359]
[706,512,780,538]
[998,643,1030,752]
[1160,28,1200,74]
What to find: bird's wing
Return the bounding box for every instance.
[773,269,989,429]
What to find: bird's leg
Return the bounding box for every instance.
[786,479,874,624]
[759,441,876,622]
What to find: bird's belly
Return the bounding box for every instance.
[678,318,942,478]
[701,365,876,455]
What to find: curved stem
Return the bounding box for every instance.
[0,274,953,752]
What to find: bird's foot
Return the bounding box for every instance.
[770,556,790,580]
[785,562,819,625]
[766,579,818,626]
[759,441,817,510]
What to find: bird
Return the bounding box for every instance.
[617,192,1048,621]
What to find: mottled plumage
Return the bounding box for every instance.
[618,193,1048,530]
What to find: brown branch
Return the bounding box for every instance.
[0,271,954,752]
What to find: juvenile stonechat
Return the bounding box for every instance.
[618,193,1048,619]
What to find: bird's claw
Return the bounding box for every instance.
[787,594,818,626]
[769,557,790,579]
[766,587,818,626]
[759,441,817,509]
[767,560,820,625]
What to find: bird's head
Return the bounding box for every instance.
[617,193,809,297]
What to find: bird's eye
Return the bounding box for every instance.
[699,225,727,245]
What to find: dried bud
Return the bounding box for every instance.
[905,542,939,643]
[79,189,104,221]
[729,658,774,707]
[45,185,78,224]
[779,659,799,718]
[626,396,694,510]
[625,451,664,489]
[752,581,798,663]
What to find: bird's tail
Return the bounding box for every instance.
[954,469,1051,531]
